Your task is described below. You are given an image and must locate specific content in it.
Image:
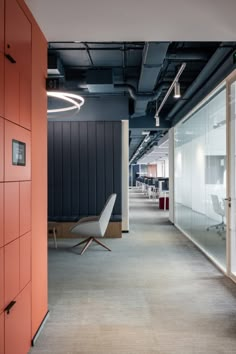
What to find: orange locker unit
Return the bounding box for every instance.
[4,0,31,129]
[0,0,4,120]
[0,0,47,353]
[0,0,32,351]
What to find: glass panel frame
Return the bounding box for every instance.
[226,71,236,281]
[174,83,227,271]
[173,69,236,281]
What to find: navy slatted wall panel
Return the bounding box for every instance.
[79,122,89,216]
[48,121,121,219]
[48,123,54,216]
[88,122,97,215]
[62,122,71,216]
[96,122,105,214]
[71,122,80,216]
[53,122,63,216]
[105,122,114,197]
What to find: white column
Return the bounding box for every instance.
[122,120,129,231]
[169,127,175,223]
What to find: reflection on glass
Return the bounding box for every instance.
[174,87,226,269]
[230,81,236,275]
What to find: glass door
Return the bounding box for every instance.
[228,76,236,278]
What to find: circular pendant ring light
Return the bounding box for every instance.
[47,91,85,114]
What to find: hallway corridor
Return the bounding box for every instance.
[30,189,236,354]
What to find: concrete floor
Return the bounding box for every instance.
[30,189,236,354]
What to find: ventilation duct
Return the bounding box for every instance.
[48,54,64,76]
[86,69,113,93]
[138,42,169,92]
[125,42,169,117]
[166,49,209,61]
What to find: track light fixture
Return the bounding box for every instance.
[144,135,151,143]
[174,81,181,98]
[154,100,160,126]
[153,62,186,125]
[154,111,160,126]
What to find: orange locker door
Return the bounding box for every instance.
[20,181,31,236]
[0,184,3,247]
[5,0,31,128]
[4,60,20,124]
[0,53,4,118]
[20,74,31,130]
[0,311,4,354]
[4,239,20,307]
[19,232,31,291]
[5,283,31,354]
[5,0,31,68]
[0,0,3,53]
[0,0,4,118]
[0,247,3,313]
[19,4,31,131]
[0,118,3,182]
[4,182,20,245]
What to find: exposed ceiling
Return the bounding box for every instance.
[46,41,236,161]
[24,1,236,163]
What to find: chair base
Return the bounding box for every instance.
[72,236,111,255]
[207,221,225,232]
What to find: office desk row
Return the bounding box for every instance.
[135,177,169,210]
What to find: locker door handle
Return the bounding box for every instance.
[5,54,16,64]
[4,301,16,314]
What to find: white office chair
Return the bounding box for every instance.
[207,194,225,233]
[71,194,117,255]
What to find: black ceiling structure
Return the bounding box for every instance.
[47,41,236,162]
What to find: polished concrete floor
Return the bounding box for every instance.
[30,189,236,354]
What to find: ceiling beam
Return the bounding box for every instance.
[138,42,169,92]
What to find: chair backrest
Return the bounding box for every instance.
[99,194,117,236]
[211,194,225,217]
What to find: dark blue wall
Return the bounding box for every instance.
[48,121,122,220]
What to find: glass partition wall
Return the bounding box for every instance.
[174,86,227,269]
[229,79,236,278]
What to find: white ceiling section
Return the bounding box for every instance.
[137,142,169,164]
[25,0,236,41]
